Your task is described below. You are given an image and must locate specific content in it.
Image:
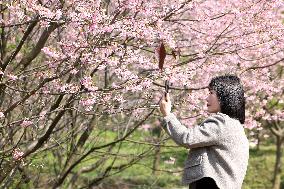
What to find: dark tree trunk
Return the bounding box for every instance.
[152,144,161,175]
[272,136,283,189]
[152,126,162,175]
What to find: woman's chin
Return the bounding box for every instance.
[206,106,212,113]
[207,108,217,113]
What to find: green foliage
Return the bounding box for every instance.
[243,146,276,189]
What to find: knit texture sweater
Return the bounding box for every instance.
[161,112,249,189]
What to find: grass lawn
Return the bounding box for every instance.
[13,130,284,189]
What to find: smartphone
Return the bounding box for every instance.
[165,80,169,101]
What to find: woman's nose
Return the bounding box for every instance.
[206,96,209,102]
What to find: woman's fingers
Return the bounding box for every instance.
[163,92,170,103]
[159,92,171,116]
[165,92,170,102]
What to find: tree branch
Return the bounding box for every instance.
[53,108,156,188]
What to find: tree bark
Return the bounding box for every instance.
[152,126,162,175]
[152,144,161,175]
[272,136,283,189]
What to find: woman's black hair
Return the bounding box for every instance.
[209,75,245,124]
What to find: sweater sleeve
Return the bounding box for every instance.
[161,113,225,149]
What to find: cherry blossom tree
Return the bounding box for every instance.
[0,0,283,188]
[249,93,284,189]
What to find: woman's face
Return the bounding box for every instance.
[206,89,221,113]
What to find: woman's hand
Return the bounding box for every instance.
[159,93,171,116]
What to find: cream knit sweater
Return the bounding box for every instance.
[161,112,249,189]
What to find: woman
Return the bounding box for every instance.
[159,75,249,189]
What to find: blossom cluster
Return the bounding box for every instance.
[12,148,24,161]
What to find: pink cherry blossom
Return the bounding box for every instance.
[12,148,24,161]
[20,119,33,127]
[7,74,18,81]
[139,124,151,131]
[39,111,47,120]
[80,77,98,92]
[42,47,60,59]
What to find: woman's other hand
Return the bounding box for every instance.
[159,93,171,117]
